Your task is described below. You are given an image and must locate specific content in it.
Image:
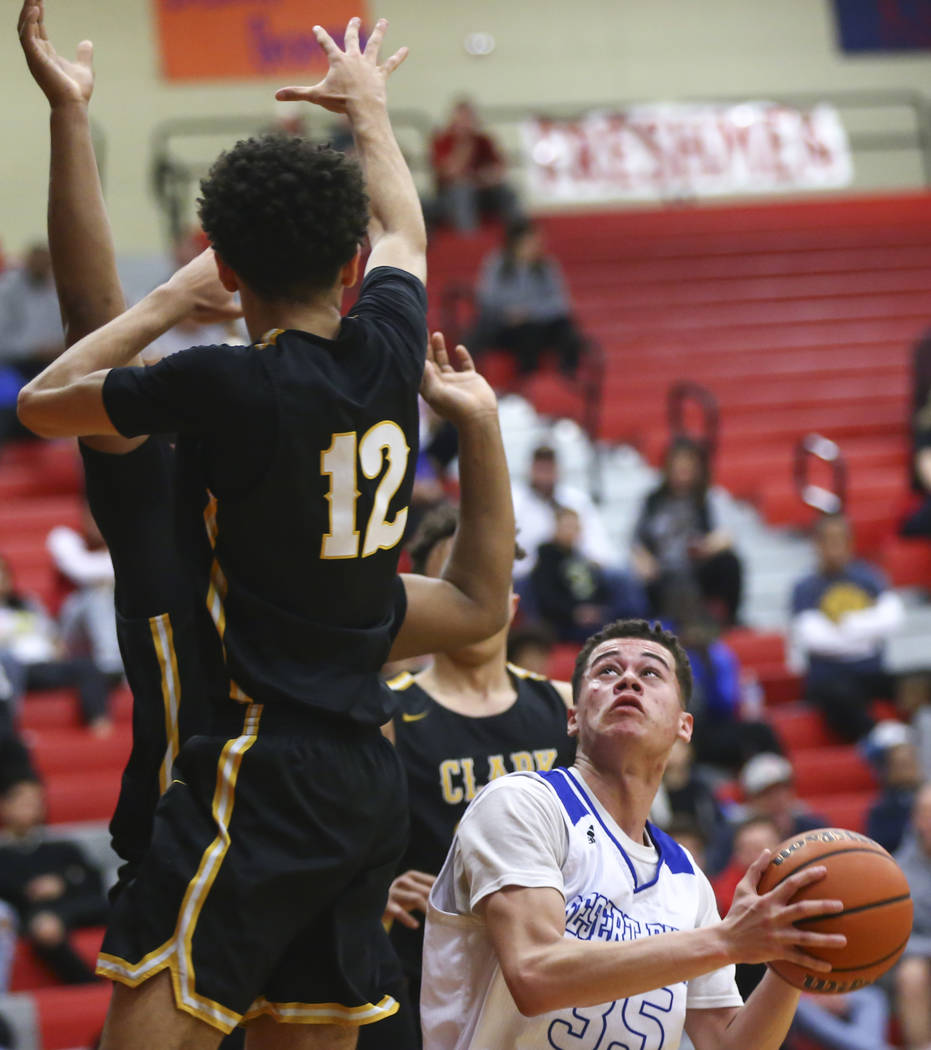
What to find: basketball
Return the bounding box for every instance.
[756,828,914,994]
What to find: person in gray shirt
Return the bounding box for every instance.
[469,218,586,377]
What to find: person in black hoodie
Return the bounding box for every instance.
[529,506,646,642]
[0,774,108,984]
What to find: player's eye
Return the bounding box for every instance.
[642,667,660,677]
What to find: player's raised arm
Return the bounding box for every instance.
[19,0,141,452]
[389,333,513,659]
[276,17,426,284]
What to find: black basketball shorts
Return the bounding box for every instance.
[97,701,409,1034]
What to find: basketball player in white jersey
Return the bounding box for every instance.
[421,618,846,1050]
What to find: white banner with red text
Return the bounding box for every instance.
[521,103,853,202]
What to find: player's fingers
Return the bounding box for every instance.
[781,930,847,952]
[385,902,420,930]
[343,16,361,54]
[452,344,476,372]
[740,849,772,891]
[382,46,409,77]
[770,865,828,903]
[431,331,452,370]
[364,17,387,57]
[313,24,341,58]
[781,898,844,924]
[76,40,93,68]
[275,83,324,103]
[776,950,833,974]
[18,2,38,42]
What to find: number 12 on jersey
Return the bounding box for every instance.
[321,422,411,560]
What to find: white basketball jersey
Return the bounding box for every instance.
[421,767,740,1050]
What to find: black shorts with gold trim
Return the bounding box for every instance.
[97,701,409,1034]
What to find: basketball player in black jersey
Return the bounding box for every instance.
[357,505,575,1049]
[18,5,515,1049]
[18,2,241,902]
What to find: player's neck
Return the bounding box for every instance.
[241,285,344,343]
[573,752,664,846]
[417,649,516,716]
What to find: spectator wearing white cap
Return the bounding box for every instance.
[738,753,825,842]
[865,721,924,854]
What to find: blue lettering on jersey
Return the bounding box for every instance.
[547,990,675,1050]
[565,892,678,943]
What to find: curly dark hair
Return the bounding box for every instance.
[571,618,693,709]
[197,135,369,301]
[408,503,525,575]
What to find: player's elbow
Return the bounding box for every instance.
[504,966,558,1017]
[16,385,54,438]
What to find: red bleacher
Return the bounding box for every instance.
[428,192,931,581]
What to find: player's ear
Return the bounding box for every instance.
[340,248,362,288]
[508,592,520,623]
[677,711,693,743]
[214,254,240,293]
[567,704,578,738]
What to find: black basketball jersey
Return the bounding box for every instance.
[102,267,427,723]
[388,664,574,984]
[390,664,575,877]
[81,438,214,885]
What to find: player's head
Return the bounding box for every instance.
[571,619,692,708]
[198,134,368,303]
[569,619,693,762]
[408,504,525,659]
[813,511,853,574]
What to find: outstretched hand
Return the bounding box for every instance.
[721,850,846,972]
[275,16,407,115]
[165,249,243,325]
[19,0,94,107]
[420,332,498,424]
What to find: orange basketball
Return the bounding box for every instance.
[756,827,913,994]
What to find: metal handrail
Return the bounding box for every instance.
[794,433,847,514]
[667,382,720,460]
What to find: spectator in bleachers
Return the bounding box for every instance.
[528,505,647,642]
[673,597,782,774]
[790,988,895,1050]
[737,752,825,842]
[791,512,904,742]
[505,622,555,677]
[662,738,731,875]
[141,227,245,364]
[895,781,931,1050]
[711,815,780,1001]
[468,218,586,377]
[0,554,112,734]
[0,774,108,985]
[47,507,122,680]
[631,436,743,627]
[902,329,931,537]
[0,243,63,449]
[512,443,617,578]
[0,1011,14,1050]
[0,900,15,994]
[0,244,62,380]
[428,99,520,233]
[865,720,924,854]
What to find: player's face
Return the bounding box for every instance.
[570,638,692,760]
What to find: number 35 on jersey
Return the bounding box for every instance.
[320,422,411,560]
